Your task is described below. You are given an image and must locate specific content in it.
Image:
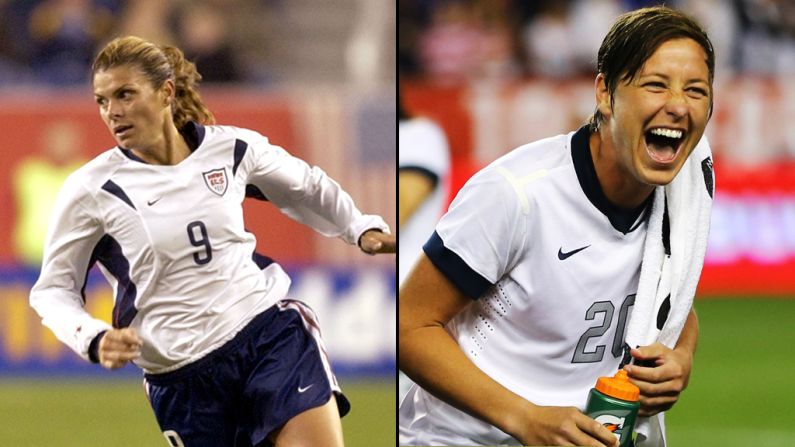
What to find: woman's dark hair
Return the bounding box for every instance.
[589,6,715,131]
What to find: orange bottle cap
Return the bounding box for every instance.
[595,369,640,402]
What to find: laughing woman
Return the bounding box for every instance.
[399,6,715,447]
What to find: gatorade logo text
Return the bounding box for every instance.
[594,414,626,439]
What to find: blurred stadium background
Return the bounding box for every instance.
[0,0,396,446]
[400,0,795,446]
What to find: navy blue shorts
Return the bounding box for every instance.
[144,300,350,447]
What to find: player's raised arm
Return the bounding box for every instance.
[241,135,392,251]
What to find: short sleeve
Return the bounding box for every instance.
[424,167,528,298]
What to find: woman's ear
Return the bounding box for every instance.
[595,73,612,119]
[161,79,176,107]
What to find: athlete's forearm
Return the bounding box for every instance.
[399,255,539,438]
[30,290,113,361]
[399,321,530,436]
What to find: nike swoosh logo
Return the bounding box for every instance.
[147,197,162,206]
[558,245,590,260]
[297,384,314,393]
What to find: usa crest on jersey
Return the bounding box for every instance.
[203,168,228,196]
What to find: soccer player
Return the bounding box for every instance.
[29,36,395,447]
[399,6,714,447]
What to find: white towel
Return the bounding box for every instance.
[625,138,714,447]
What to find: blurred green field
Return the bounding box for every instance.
[3,299,795,446]
[666,298,795,446]
[0,376,395,446]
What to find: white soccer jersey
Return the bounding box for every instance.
[399,126,653,445]
[398,117,450,286]
[30,122,389,374]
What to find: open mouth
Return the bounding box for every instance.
[644,127,685,164]
[113,124,133,137]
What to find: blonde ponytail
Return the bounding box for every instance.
[158,45,214,128]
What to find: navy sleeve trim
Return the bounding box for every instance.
[88,330,107,364]
[423,231,492,299]
[400,165,440,189]
[101,180,136,210]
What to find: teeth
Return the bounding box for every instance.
[649,128,683,139]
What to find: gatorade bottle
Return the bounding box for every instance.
[584,369,640,447]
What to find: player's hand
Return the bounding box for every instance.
[98,328,142,369]
[510,404,620,447]
[624,343,693,417]
[359,229,396,254]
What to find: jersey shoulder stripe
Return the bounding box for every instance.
[101,179,136,210]
[485,133,571,180]
[233,139,248,175]
[476,132,574,214]
[63,149,125,195]
[455,133,570,220]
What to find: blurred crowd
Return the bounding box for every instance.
[0,0,395,86]
[399,0,795,82]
